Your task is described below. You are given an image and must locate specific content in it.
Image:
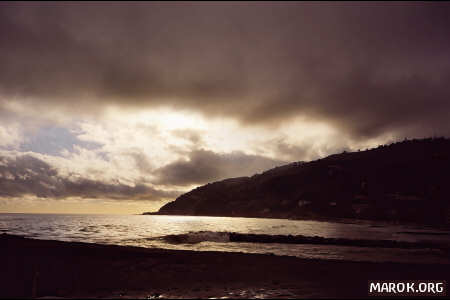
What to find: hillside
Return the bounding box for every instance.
[148,138,450,226]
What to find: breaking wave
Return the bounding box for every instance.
[157,231,449,250]
[158,231,231,244]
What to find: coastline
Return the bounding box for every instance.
[1,234,449,299]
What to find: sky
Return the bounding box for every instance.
[1,2,450,214]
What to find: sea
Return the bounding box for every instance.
[1,213,449,265]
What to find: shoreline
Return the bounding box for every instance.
[1,233,449,299]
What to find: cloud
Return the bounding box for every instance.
[171,129,205,148]
[0,153,177,200]
[0,4,449,140]
[0,124,22,148]
[0,147,284,201]
[1,3,450,212]
[155,149,285,186]
[272,140,312,162]
[126,150,154,174]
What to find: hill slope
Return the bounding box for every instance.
[151,138,450,226]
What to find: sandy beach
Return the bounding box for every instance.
[1,233,448,299]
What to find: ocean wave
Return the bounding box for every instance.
[159,231,231,244]
[157,231,449,250]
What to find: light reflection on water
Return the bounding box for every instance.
[1,213,449,264]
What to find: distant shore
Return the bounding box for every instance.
[1,234,449,299]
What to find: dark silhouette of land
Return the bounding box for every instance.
[1,233,448,299]
[149,138,450,227]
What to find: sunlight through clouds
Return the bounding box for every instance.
[1,3,449,213]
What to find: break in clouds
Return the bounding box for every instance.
[1,2,450,209]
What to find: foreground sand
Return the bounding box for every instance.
[1,234,448,299]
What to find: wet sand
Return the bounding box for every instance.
[1,233,448,299]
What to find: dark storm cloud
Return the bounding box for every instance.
[0,154,176,200]
[1,3,450,138]
[155,149,285,186]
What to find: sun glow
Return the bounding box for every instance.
[106,106,208,130]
